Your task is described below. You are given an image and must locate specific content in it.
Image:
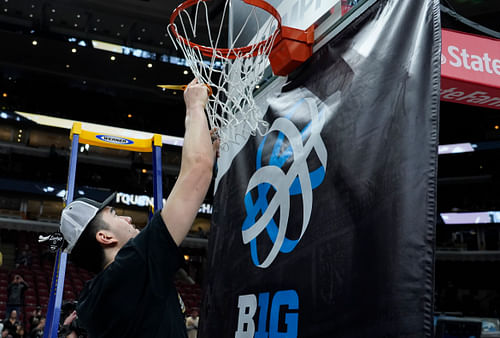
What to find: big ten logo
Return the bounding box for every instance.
[235,289,299,338]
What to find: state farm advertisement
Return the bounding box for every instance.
[441,28,500,110]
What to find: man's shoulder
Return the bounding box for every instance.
[144,211,167,232]
[131,211,178,252]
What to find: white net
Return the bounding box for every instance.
[168,0,280,150]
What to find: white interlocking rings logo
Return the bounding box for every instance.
[242,97,328,268]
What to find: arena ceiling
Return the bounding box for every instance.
[0,0,497,137]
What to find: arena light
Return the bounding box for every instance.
[89,40,223,69]
[438,142,475,155]
[441,211,500,224]
[91,40,124,54]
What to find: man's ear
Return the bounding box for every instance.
[95,230,118,246]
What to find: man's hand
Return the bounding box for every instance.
[210,128,220,158]
[183,78,209,113]
[63,311,78,326]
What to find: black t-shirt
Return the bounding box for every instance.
[76,212,187,338]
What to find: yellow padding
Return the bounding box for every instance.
[70,123,160,152]
[153,134,163,147]
[70,122,82,136]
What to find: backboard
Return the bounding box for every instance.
[229,0,369,53]
[228,0,376,86]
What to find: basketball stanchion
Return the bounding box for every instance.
[43,123,164,338]
[168,0,314,150]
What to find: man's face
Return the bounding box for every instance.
[100,206,139,246]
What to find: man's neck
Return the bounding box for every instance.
[102,246,120,270]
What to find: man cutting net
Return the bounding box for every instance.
[59,79,217,337]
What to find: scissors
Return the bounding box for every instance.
[157,84,213,96]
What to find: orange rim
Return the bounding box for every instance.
[169,0,282,59]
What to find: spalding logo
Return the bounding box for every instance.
[96,135,134,145]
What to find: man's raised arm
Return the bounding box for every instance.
[161,79,217,246]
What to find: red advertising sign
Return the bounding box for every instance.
[441,29,500,109]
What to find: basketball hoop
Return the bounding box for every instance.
[168,0,314,149]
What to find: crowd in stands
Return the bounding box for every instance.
[0,229,203,337]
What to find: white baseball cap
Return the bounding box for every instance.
[60,192,117,253]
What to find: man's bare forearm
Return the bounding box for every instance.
[181,105,214,177]
[161,79,215,245]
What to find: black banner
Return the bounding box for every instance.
[200,0,441,336]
